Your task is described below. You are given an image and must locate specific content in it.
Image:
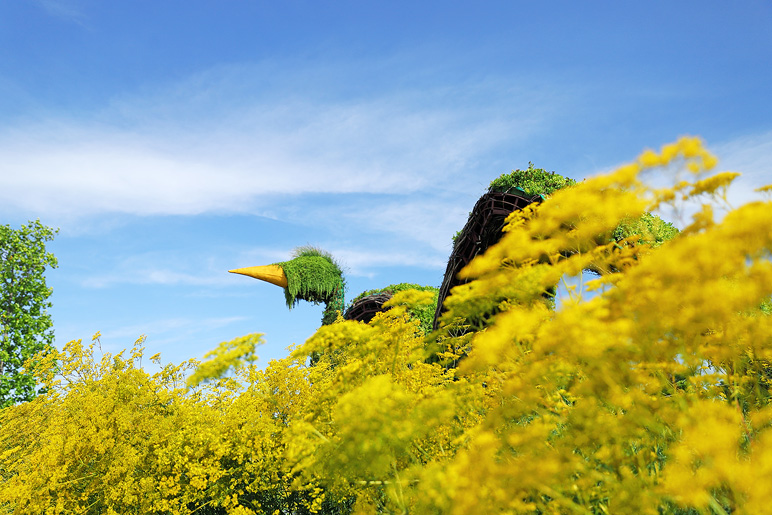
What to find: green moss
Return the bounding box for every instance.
[349,283,439,335]
[612,212,680,248]
[469,165,678,250]
[275,246,345,313]
[488,162,577,197]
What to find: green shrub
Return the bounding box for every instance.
[349,283,439,335]
[488,162,577,197]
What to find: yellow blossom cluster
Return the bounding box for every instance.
[2,137,772,514]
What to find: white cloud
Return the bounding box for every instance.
[102,316,247,342]
[663,131,772,226]
[289,195,472,255]
[78,250,238,289]
[82,267,230,289]
[712,130,772,207]
[82,315,251,366]
[0,62,555,225]
[34,0,87,24]
[328,247,447,277]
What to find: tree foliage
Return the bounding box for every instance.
[3,138,772,513]
[0,219,57,407]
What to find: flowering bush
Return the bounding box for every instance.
[2,137,772,514]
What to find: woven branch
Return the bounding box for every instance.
[432,191,542,330]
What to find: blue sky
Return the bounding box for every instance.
[1,1,771,367]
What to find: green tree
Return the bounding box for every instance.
[0,220,58,407]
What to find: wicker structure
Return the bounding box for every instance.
[344,293,393,323]
[432,191,542,330]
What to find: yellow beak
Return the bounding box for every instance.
[229,264,288,288]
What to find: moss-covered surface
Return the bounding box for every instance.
[274,247,345,325]
[350,283,439,335]
[485,164,678,248]
[612,212,680,248]
[488,162,577,197]
[452,164,577,247]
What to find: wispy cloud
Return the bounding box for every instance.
[84,315,251,366]
[666,131,772,225]
[0,62,556,225]
[102,315,247,342]
[77,250,238,289]
[328,247,448,278]
[266,193,472,255]
[713,130,772,206]
[34,0,87,25]
[82,267,230,289]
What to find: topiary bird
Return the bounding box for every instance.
[230,245,439,333]
[231,165,678,333]
[230,246,346,326]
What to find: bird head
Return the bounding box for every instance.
[230,246,346,325]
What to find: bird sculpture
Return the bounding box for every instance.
[229,246,347,327]
[229,245,438,331]
[230,165,677,334]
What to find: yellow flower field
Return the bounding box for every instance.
[2,138,771,514]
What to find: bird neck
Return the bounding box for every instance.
[321,280,346,325]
